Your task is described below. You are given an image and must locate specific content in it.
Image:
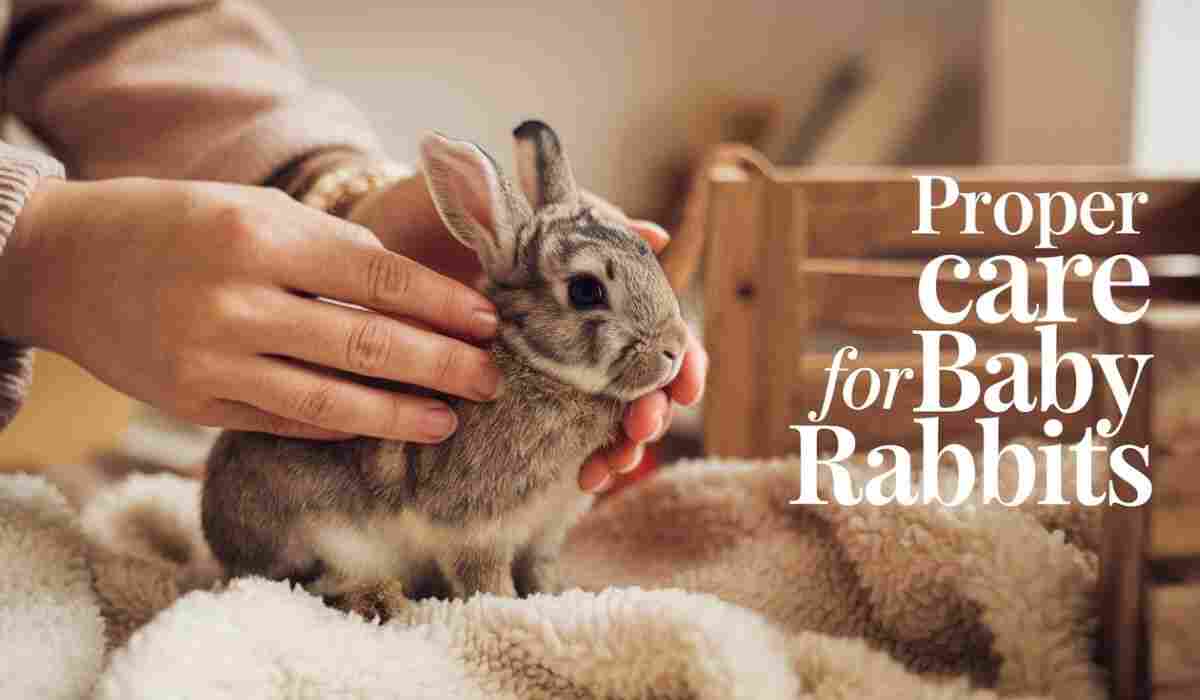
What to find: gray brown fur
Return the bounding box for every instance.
[202,121,688,620]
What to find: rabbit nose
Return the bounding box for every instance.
[657,318,689,371]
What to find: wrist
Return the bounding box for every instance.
[298,158,413,220]
[264,147,370,198]
[345,170,442,250]
[0,177,71,349]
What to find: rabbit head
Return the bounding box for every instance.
[420,120,687,401]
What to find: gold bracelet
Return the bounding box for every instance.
[299,160,415,218]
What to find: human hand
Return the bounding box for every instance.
[348,174,709,492]
[0,177,504,441]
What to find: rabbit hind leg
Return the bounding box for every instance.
[320,576,411,623]
[512,548,563,598]
[442,547,517,599]
[512,509,577,597]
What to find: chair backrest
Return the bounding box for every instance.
[665,151,1189,459]
[665,148,1199,700]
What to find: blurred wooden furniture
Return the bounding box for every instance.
[666,147,1200,699]
[0,350,136,472]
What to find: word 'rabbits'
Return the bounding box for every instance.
[202,121,688,620]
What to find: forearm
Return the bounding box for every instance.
[6,1,384,185]
[0,143,64,429]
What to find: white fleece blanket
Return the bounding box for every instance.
[0,474,105,700]
[0,449,1104,699]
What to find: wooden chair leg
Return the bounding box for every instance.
[698,153,809,459]
[701,165,766,458]
[1099,321,1154,699]
[1100,504,1151,699]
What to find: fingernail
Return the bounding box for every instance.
[681,351,708,407]
[633,220,670,241]
[475,362,504,401]
[653,415,668,440]
[617,444,645,474]
[423,405,457,440]
[473,308,499,337]
[588,471,614,494]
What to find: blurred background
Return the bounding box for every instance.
[4,0,1199,481]
[260,0,1195,220]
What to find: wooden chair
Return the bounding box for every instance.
[663,147,1200,699]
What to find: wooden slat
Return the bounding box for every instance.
[661,146,774,291]
[1146,452,1200,509]
[766,168,1199,258]
[1148,451,1200,579]
[1152,584,1200,692]
[757,180,810,456]
[702,169,768,457]
[1098,321,1153,700]
[1153,504,1200,561]
[802,256,1177,341]
[1155,684,1200,700]
[801,257,1107,345]
[787,350,1100,451]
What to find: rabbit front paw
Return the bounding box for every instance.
[514,554,563,597]
[444,549,517,599]
[326,580,410,623]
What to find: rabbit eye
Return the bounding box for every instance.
[567,274,608,310]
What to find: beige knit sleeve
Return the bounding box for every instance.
[5,1,385,185]
[0,142,63,430]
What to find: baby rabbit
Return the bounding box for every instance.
[202,121,689,620]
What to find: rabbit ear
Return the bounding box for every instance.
[420,132,531,280]
[513,120,579,209]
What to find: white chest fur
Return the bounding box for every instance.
[302,476,589,595]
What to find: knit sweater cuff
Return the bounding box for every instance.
[0,144,65,431]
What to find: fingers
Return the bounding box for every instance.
[623,390,670,443]
[629,220,670,254]
[578,438,647,493]
[220,356,459,442]
[666,333,707,406]
[576,391,668,494]
[609,439,647,474]
[256,295,503,402]
[203,399,353,440]
[578,454,614,493]
[272,227,497,341]
[656,403,674,440]
[576,381,682,494]
[577,191,670,254]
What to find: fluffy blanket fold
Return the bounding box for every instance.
[0,447,1104,699]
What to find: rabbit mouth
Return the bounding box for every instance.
[606,347,682,400]
[659,354,684,387]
